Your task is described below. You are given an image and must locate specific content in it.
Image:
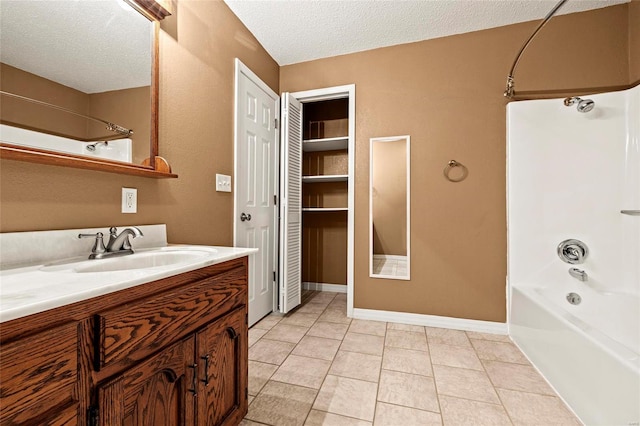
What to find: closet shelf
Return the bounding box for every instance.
[303,136,348,152]
[302,174,348,183]
[302,207,348,212]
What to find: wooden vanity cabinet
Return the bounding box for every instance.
[0,257,249,426]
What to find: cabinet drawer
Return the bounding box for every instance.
[95,266,247,370]
[0,322,78,421]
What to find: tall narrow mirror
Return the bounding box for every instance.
[370,136,410,280]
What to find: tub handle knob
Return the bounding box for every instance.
[557,239,589,264]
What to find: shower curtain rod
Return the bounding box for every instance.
[504,0,569,99]
[0,90,133,138]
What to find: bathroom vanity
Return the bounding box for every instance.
[0,227,255,425]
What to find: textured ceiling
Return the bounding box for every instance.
[224,0,629,66]
[0,0,152,94]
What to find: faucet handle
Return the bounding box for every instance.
[78,232,107,255]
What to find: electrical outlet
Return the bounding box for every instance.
[122,187,137,213]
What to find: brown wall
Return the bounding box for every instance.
[1,63,89,139]
[631,0,640,83]
[281,5,631,322]
[88,87,151,164]
[372,138,407,256]
[0,0,279,248]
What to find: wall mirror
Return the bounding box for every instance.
[370,136,410,280]
[0,0,174,177]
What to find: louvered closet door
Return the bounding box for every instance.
[279,93,302,313]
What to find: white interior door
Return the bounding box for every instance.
[234,60,279,326]
[279,93,303,313]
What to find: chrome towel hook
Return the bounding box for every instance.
[443,160,468,183]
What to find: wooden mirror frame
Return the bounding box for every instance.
[0,2,176,179]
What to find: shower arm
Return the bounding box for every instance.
[504,0,569,99]
[0,90,133,138]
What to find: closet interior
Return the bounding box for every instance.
[301,98,350,289]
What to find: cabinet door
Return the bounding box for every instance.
[0,322,79,425]
[196,307,248,426]
[96,337,195,426]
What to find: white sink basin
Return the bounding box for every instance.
[40,248,214,273]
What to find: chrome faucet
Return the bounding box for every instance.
[78,226,143,259]
[568,267,588,282]
[106,227,143,252]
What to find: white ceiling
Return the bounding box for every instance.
[224,0,629,66]
[0,0,152,94]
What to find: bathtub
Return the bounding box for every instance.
[510,280,640,425]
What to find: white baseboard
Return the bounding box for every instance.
[303,282,348,293]
[352,308,508,335]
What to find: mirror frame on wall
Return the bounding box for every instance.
[369,135,411,280]
[0,1,176,179]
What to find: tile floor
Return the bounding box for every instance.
[372,257,407,277]
[242,291,580,426]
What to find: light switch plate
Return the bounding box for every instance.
[216,174,232,192]
[122,187,137,213]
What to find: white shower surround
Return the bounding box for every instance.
[507,85,639,425]
[0,124,132,163]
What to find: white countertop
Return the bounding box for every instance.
[0,245,257,323]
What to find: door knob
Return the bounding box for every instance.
[240,212,252,222]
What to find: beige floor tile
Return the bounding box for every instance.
[308,321,350,340]
[239,419,268,426]
[263,323,309,344]
[340,332,385,356]
[483,360,555,395]
[312,292,338,302]
[313,375,378,421]
[377,370,440,413]
[471,339,529,364]
[334,293,347,301]
[248,395,255,406]
[425,327,471,347]
[280,312,321,328]
[439,395,511,426]
[328,302,348,312]
[249,339,296,365]
[253,314,283,330]
[292,335,342,361]
[382,346,433,377]
[466,331,512,343]
[374,402,442,425]
[246,381,317,426]
[498,388,580,425]
[348,319,387,337]
[249,360,278,396]
[271,354,332,389]
[298,302,330,314]
[385,329,428,352]
[433,364,500,404]
[387,322,425,333]
[249,327,268,347]
[329,351,382,383]
[429,343,483,370]
[305,410,372,426]
[319,308,352,324]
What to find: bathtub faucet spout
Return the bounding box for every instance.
[568,267,588,282]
